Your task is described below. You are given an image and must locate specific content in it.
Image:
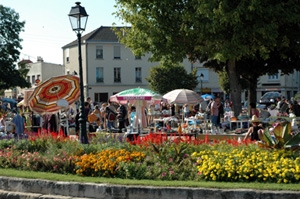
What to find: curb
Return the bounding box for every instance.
[0,176,300,199]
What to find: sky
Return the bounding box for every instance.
[1,0,124,65]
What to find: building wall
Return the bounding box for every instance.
[257,70,299,101]
[12,59,65,99]
[63,35,300,104]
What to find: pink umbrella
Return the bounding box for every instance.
[112,87,162,129]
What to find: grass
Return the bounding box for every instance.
[1,168,300,191]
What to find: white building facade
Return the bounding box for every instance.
[62,26,221,103]
[5,57,65,99]
[62,26,300,104]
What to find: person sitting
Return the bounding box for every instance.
[244,115,264,141]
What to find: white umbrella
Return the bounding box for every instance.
[163,89,203,105]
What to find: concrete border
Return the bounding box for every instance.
[0,176,300,199]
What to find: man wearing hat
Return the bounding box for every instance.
[244,115,264,141]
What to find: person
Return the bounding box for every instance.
[243,115,264,141]
[193,103,200,114]
[105,106,116,130]
[160,101,168,111]
[12,110,25,140]
[280,98,289,114]
[130,106,136,124]
[275,97,281,110]
[84,101,91,120]
[100,103,107,130]
[86,97,94,111]
[75,109,80,136]
[117,104,127,133]
[42,114,58,133]
[128,106,137,141]
[250,102,259,117]
[206,99,213,118]
[210,96,221,134]
[183,104,190,118]
[92,105,102,127]
[147,103,155,125]
[292,100,300,117]
[199,100,207,113]
[170,104,175,116]
[223,99,231,112]
[0,114,6,132]
[217,100,224,128]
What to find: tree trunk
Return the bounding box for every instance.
[228,60,242,118]
[248,76,258,116]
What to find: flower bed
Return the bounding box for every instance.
[0,130,299,183]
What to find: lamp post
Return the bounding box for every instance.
[200,73,204,94]
[69,2,89,144]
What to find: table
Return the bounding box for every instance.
[229,120,249,130]
[185,118,211,124]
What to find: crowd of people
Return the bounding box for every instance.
[1,93,300,141]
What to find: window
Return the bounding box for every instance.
[268,72,279,80]
[27,76,30,83]
[135,67,142,82]
[37,74,40,80]
[65,48,70,63]
[32,75,35,84]
[96,67,104,83]
[135,55,141,60]
[113,46,121,59]
[96,46,103,59]
[114,68,121,82]
[94,93,108,103]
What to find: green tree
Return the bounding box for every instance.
[114,0,300,117]
[146,63,198,94]
[0,5,30,90]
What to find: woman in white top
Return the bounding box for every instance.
[147,104,155,125]
[183,104,190,118]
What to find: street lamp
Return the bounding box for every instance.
[200,73,204,94]
[69,2,89,144]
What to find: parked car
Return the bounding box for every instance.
[259,92,282,105]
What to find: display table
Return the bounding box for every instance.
[184,118,211,128]
[229,120,249,130]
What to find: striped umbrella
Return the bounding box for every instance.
[112,87,161,128]
[115,87,161,102]
[28,75,80,114]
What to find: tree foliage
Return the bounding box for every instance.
[114,0,300,116]
[0,5,30,90]
[146,64,198,94]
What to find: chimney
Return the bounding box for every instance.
[37,56,44,62]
